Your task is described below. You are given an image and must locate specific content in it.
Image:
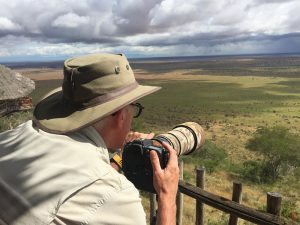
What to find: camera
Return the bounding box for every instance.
[122,122,205,193]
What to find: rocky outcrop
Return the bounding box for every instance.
[0,65,35,116]
[0,65,35,100]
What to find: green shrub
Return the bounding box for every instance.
[183,140,227,173]
[241,160,277,183]
[246,126,300,181]
[0,111,32,132]
[223,160,243,176]
[241,160,264,183]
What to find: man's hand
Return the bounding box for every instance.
[125,131,155,143]
[150,142,179,225]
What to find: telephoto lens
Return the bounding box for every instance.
[122,122,205,193]
[153,122,205,156]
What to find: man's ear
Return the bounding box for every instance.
[112,108,127,128]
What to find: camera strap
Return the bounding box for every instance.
[110,153,123,170]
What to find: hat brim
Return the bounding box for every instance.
[33,84,160,134]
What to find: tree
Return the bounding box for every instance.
[246,126,300,181]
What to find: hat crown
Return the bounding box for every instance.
[63,53,136,104]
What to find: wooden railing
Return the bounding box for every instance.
[149,161,299,225]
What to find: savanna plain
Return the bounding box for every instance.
[1,55,300,224]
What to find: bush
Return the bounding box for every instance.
[183,140,227,173]
[241,160,264,183]
[246,126,300,181]
[241,160,276,183]
[0,110,32,132]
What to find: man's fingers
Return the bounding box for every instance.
[150,150,162,173]
[161,142,178,164]
[146,132,155,139]
[126,131,155,142]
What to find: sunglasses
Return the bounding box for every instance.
[130,103,144,118]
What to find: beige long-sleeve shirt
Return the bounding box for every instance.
[0,121,146,225]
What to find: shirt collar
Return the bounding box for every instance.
[79,126,110,164]
[80,126,106,147]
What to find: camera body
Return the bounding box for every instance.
[122,122,205,193]
[122,139,169,193]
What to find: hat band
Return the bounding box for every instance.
[77,81,139,108]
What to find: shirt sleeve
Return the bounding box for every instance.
[53,178,147,225]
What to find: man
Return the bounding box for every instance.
[0,54,179,225]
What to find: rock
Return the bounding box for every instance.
[0,65,35,100]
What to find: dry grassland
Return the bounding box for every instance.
[16,68,63,80]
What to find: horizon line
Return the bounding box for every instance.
[1,52,300,64]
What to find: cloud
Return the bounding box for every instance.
[112,0,161,35]
[52,13,90,28]
[0,0,299,60]
[0,17,21,32]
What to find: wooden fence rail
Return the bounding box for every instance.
[150,165,299,225]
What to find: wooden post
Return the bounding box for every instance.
[150,193,157,222]
[267,192,282,216]
[176,160,184,225]
[229,181,243,225]
[196,167,205,225]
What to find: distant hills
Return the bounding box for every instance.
[1,53,300,78]
[0,53,299,69]
[1,61,64,69]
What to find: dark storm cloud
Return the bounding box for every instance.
[0,0,299,57]
[0,0,165,43]
[0,0,119,43]
[130,31,300,48]
[112,0,162,35]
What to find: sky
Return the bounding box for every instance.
[0,0,300,62]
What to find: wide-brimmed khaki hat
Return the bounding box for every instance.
[33,53,160,134]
